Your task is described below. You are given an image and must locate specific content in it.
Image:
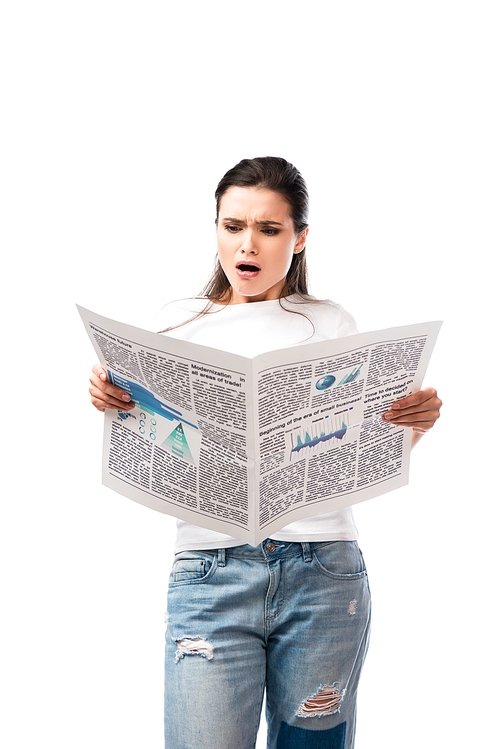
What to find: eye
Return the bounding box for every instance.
[224,225,241,233]
[262,228,279,236]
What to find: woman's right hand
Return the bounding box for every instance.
[89,364,135,412]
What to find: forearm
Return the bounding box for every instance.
[411,430,425,450]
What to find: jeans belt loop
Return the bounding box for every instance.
[301,542,312,563]
[218,548,226,567]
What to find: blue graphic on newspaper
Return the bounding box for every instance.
[315,364,363,391]
[108,372,200,463]
[289,411,359,463]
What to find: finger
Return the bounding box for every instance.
[90,393,116,412]
[92,363,108,382]
[385,410,441,427]
[89,388,135,411]
[89,372,133,403]
[384,400,441,421]
[89,379,135,410]
[384,389,442,422]
[387,418,438,432]
[391,388,438,411]
[389,402,432,416]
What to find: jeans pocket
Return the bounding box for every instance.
[312,541,368,580]
[168,551,218,587]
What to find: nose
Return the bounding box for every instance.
[240,229,257,254]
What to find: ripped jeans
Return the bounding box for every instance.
[164,539,371,749]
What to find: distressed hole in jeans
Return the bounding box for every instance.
[348,600,357,616]
[174,637,214,663]
[297,684,345,718]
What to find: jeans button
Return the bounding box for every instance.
[266,542,276,553]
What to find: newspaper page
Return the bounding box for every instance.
[253,325,441,540]
[78,305,441,545]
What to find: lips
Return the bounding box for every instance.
[236,260,261,277]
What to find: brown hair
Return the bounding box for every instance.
[160,156,318,332]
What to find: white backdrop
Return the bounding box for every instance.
[2,2,498,747]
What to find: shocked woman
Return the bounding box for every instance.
[89,156,442,749]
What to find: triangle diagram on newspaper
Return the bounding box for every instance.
[162,423,195,464]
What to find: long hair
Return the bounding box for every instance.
[203,156,310,301]
[160,156,318,332]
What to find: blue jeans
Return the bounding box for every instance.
[164,539,371,749]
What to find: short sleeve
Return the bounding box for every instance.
[309,299,358,340]
[335,304,358,338]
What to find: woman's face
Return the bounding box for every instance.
[216,186,308,304]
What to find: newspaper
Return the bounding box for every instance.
[78,305,441,546]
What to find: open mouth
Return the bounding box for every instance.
[238,264,260,271]
[236,260,261,273]
[236,261,261,277]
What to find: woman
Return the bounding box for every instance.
[89,157,442,748]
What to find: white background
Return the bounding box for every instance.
[2,1,498,747]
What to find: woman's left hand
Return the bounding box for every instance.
[383,387,442,447]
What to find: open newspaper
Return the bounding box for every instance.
[78,305,441,546]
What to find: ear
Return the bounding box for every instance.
[293,227,309,254]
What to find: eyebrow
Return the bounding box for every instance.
[222,217,284,227]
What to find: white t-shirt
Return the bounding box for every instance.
[155,295,360,552]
